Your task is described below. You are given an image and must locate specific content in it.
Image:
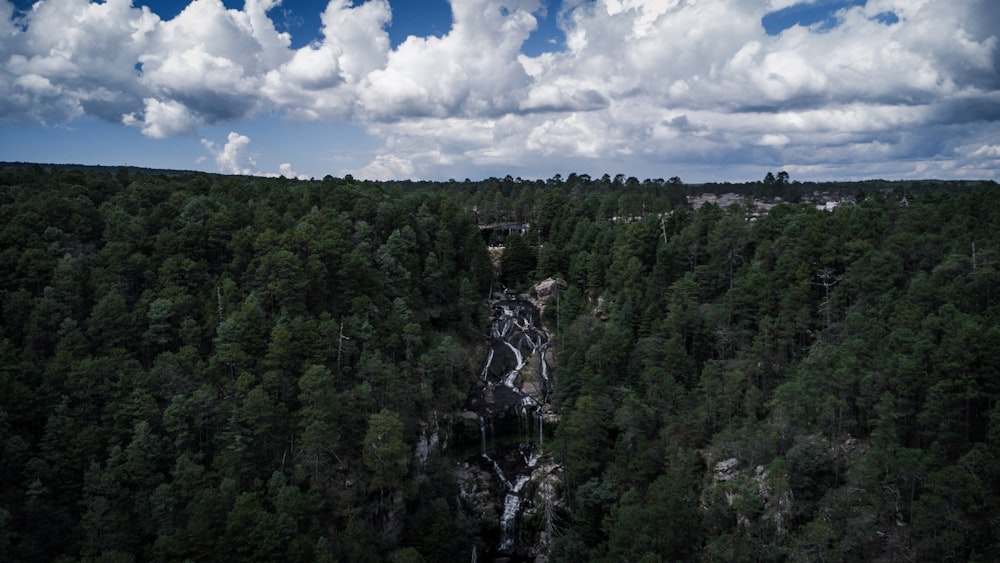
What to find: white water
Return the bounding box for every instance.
[497,470,532,551]
[480,416,487,455]
[499,494,521,551]
[539,342,550,398]
[484,454,508,485]
[504,340,524,371]
[469,295,554,555]
[480,347,494,381]
[503,369,519,387]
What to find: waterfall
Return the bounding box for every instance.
[539,343,551,401]
[499,493,522,551]
[502,370,518,388]
[480,347,495,382]
[537,411,543,446]
[490,457,531,552]
[464,292,554,558]
[504,340,524,371]
[484,453,508,486]
[479,416,487,455]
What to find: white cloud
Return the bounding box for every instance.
[124,97,199,138]
[756,133,791,147]
[0,0,14,38]
[356,0,538,120]
[355,152,417,181]
[278,162,309,179]
[767,0,815,10]
[1,0,154,122]
[200,130,311,178]
[203,131,256,175]
[136,0,291,122]
[0,0,998,181]
[262,0,392,120]
[968,144,1000,159]
[14,73,60,96]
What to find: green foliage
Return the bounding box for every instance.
[1,164,998,560]
[499,231,536,289]
[555,395,611,489]
[363,408,410,496]
[542,180,1000,561]
[0,166,497,560]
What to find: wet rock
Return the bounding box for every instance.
[461,292,558,561]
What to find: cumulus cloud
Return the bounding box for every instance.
[1,0,154,123]
[278,162,309,179]
[200,130,309,178]
[261,0,391,120]
[338,0,998,180]
[202,131,256,175]
[355,153,418,181]
[356,0,539,120]
[1,0,998,180]
[132,0,294,129]
[123,98,199,138]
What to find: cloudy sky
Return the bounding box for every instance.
[1,0,998,182]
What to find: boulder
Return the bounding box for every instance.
[533,278,558,301]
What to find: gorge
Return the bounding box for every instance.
[3,165,998,561]
[459,292,558,561]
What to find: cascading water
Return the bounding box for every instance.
[480,416,488,454]
[465,291,552,560]
[499,476,530,550]
[536,411,543,446]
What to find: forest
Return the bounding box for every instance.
[0,162,998,562]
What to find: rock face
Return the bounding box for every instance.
[458,291,558,561]
[714,458,740,482]
[533,278,559,302]
[467,293,551,443]
[521,457,561,563]
[415,412,445,468]
[704,455,795,542]
[457,460,500,530]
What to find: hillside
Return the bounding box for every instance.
[1,164,998,561]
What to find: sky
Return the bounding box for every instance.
[0,0,998,183]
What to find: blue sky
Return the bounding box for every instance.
[1,0,998,182]
[129,0,483,50]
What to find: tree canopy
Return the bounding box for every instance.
[1,163,998,561]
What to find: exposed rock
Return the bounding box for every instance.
[375,491,407,544]
[704,455,796,542]
[415,413,444,467]
[415,428,439,467]
[533,278,559,301]
[456,461,499,528]
[714,457,739,482]
[523,456,562,563]
[460,292,559,561]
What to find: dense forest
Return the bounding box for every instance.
[1,163,998,561]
